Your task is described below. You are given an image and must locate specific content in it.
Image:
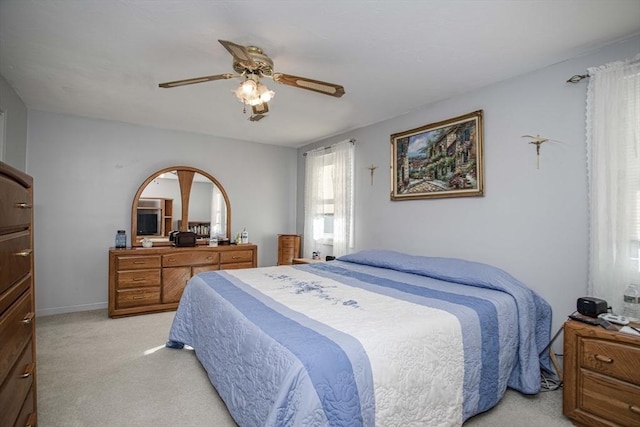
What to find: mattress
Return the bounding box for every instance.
[167,249,552,426]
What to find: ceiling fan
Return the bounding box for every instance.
[159,40,345,121]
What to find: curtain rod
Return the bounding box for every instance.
[303,138,355,156]
[567,57,640,83]
[566,73,589,83]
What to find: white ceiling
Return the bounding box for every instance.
[1,1,639,148]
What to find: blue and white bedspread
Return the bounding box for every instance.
[167,250,552,427]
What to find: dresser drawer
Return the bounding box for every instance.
[0,275,30,317]
[280,238,297,249]
[0,292,33,387]
[116,269,161,289]
[220,250,253,265]
[220,262,254,270]
[162,267,190,304]
[14,388,36,427]
[0,231,31,296]
[192,264,220,275]
[116,255,161,270]
[581,370,640,426]
[163,251,219,267]
[0,342,34,427]
[116,287,161,308]
[581,338,640,384]
[0,174,31,232]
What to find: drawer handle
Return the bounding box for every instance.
[21,312,35,324]
[15,202,33,209]
[133,278,145,281]
[15,249,33,257]
[132,296,146,300]
[630,405,640,415]
[19,363,35,378]
[232,256,240,259]
[594,354,613,364]
[168,258,176,262]
[206,256,213,260]
[133,261,145,264]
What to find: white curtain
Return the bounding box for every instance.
[586,55,640,314]
[210,185,226,238]
[304,140,354,258]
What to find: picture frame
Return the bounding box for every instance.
[390,110,484,200]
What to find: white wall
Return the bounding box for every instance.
[27,111,297,315]
[297,35,640,338]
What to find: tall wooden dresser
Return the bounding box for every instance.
[0,162,37,427]
[277,234,301,265]
[563,319,640,426]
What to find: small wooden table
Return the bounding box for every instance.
[563,319,640,426]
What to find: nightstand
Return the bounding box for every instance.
[277,234,301,265]
[563,319,640,426]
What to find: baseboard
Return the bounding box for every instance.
[36,301,107,317]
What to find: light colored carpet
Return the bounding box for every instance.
[36,309,571,426]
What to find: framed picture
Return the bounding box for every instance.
[390,110,484,200]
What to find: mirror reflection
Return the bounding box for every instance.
[131,167,230,247]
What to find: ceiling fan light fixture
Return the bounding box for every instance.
[257,84,274,103]
[239,78,257,95]
[234,75,275,108]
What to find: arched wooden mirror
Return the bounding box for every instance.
[131,166,231,247]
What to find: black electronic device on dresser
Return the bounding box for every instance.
[577,297,608,317]
[170,231,197,247]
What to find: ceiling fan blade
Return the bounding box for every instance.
[272,73,345,98]
[218,40,257,69]
[158,73,234,88]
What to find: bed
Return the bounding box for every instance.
[167,249,552,426]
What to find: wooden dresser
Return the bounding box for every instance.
[0,162,37,427]
[109,244,257,317]
[277,234,301,265]
[563,319,640,426]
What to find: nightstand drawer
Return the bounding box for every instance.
[220,250,253,264]
[581,370,640,426]
[117,255,161,270]
[116,287,161,308]
[162,252,219,267]
[117,269,161,288]
[581,338,640,384]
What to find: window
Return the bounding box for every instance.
[304,140,354,258]
[586,56,640,313]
